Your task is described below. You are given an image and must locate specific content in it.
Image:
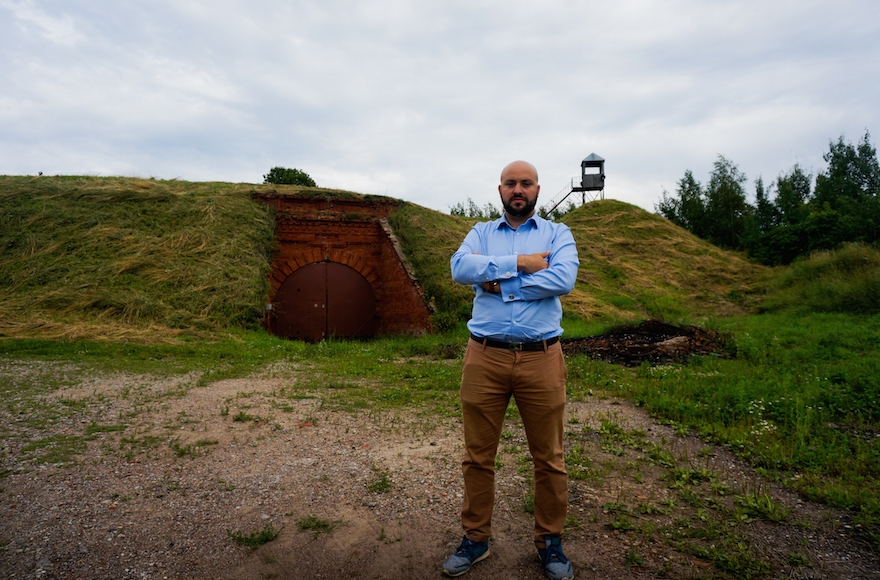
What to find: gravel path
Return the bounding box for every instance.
[1,361,878,579]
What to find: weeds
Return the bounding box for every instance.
[737,492,791,523]
[227,523,282,549]
[169,438,218,458]
[296,515,340,538]
[367,470,392,493]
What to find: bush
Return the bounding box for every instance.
[263,166,316,187]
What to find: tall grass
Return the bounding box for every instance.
[386,202,476,321]
[0,176,275,340]
[760,242,880,314]
[560,200,767,322]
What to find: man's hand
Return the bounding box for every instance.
[517,251,551,274]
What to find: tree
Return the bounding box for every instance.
[656,170,707,238]
[774,163,811,226]
[813,131,879,209]
[450,198,501,220]
[753,176,778,233]
[263,166,317,187]
[703,155,749,249]
[811,131,880,248]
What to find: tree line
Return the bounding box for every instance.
[656,131,880,265]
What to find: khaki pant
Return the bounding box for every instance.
[459,338,568,548]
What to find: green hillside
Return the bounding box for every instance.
[561,199,766,321]
[389,199,767,326]
[1,176,768,342]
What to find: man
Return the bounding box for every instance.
[443,161,579,579]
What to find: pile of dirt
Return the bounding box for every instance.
[562,320,732,366]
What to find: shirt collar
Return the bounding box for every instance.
[497,213,539,230]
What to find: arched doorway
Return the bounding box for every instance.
[273,262,377,341]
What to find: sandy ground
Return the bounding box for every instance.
[1,361,879,580]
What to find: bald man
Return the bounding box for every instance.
[444,161,579,579]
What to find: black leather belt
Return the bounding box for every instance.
[470,334,559,352]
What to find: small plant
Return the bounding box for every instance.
[737,492,791,523]
[523,492,535,514]
[296,515,340,538]
[367,470,392,493]
[671,467,713,486]
[169,438,218,458]
[228,523,282,549]
[608,515,634,531]
[564,514,583,530]
[624,551,645,568]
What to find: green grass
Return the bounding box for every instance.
[0,176,276,341]
[296,515,341,537]
[4,311,878,553]
[366,469,392,493]
[227,523,282,549]
[760,242,880,314]
[566,311,880,549]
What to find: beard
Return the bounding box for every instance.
[502,195,538,218]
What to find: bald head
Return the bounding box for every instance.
[500,160,539,184]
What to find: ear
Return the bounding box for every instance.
[498,184,503,196]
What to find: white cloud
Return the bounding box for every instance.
[1,0,879,213]
[2,0,84,46]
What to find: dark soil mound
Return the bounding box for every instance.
[562,320,732,366]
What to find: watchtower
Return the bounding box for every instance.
[540,153,606,218]
[576,153,605,197]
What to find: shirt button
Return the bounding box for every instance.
[505,271,511,277]
[508,294,515,300]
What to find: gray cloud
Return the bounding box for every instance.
[2,0,878,213]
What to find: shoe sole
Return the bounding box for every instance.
[544,569,573,580]
[442,548,490,577]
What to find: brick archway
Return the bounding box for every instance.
[254,192,433,338]
[268,249,378,303]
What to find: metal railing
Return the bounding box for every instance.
[540,177,605,218]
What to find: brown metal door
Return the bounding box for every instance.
[273,262,376,341]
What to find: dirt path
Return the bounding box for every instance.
[1,363,878,579]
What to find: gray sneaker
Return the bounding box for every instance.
[442,536,490,577]
[538,535,573,580]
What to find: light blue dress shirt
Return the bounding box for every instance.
[450,214,579,342]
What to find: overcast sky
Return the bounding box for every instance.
[2,0,879,214]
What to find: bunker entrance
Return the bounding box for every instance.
[273,262,376,342]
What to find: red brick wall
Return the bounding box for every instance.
[254,193,433,337]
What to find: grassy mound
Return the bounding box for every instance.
[2,177,774,341]
[0,176,276,341]
[562,200,766,322]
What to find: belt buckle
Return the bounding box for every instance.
[508,342,524,352]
